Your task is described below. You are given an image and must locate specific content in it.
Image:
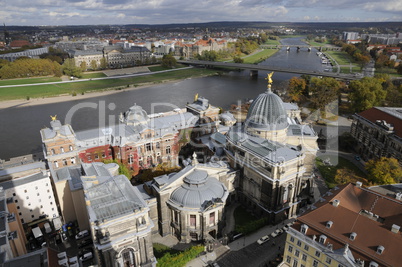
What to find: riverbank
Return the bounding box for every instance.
[0,71,220,109]
[0,68,220,108]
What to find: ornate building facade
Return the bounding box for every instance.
[225,74,318,223]
[82,162,156,267]
[351,106,402,163]
[143,155,236,243]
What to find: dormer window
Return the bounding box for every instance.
[369,262,379,267]
[376,245,384,255]
[350,232,357,241]
[326,221,333,229]
[301,224,308,234]
[319,234,327,244]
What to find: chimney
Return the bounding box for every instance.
[396,192,402,201]
[332,199,340,207]
[391,224,400,234]
[356,181,362,187]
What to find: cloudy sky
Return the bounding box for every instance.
[1,0,402,26]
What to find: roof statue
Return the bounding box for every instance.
[194,93,199,102]
[265,72,274,92]
[50,115,57,121]
[191,151,199,165]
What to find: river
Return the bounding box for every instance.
[0,37,324,160]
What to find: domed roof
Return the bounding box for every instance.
[246,90,288,130]
[121,104,148,125]
[169,170,228,210]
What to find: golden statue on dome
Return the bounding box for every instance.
[265,72,274,92]
[50,115,57,121]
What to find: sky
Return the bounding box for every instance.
[1,0,402,26]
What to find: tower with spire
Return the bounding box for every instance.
[3,23,11,46]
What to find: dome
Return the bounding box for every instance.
[122,105,148,125]
[245,90,288,130]
[169,170,228,210]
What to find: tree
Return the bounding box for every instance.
[161,54,177,68]
[334,168,354,184]
[0,59,9,69]
[288,77,307,102]
[100,57,107,69]
[397,63,402,75]
[80,61,87,71]
[233,56,243,63]
[62,58,82,78]
[90,60,98,70]
[349,77,386,112]
[366,157,402,185]
[309,77,341,110]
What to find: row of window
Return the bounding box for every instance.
[54,157,76,168]
[51,145,73,155]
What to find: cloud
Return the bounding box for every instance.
[1,0,402,25]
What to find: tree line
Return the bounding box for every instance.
[287,74,402,113]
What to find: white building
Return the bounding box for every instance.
[0,162,60,225]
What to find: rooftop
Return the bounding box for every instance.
[294,183,402,267]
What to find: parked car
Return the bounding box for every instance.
[75,230,89,240]
[257,235,270,245]
[79,252,93,262]
[355,155,361,161]
[283,222,293,231]
[270,229,283,238]
[78,238,93,248]
[44,222,52,234]
[79,247,93,257]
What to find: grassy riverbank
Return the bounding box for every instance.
[242,49,279,64]
[0,68,219,101]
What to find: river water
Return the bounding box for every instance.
[0,37,324,160]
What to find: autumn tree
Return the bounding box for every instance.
[100,57,107,69]
[334,168,354,185]
[80,61,87,71]
[288,77,307,102]
[309,77,341,110]
[90,60,98,70]
[349,77,386,112]
[233,56,243,63]
[161,54,177,68]
[62,58,82,78]
[366,157,402,185]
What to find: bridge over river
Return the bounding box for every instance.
[178,60,363,80]
[259,44,342,51]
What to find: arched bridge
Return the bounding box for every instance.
[177,60,363,80]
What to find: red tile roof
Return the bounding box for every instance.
[9,40,31,48]
[295,183,402,267]
[358,107,402,138]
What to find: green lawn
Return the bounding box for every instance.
[325,51,355,66]
[0,77,61,86]
[233,205,268,235]
[153,243,179,259]
[81,73,107,79]
[148,64,187,72]
[316,156,367,188]
[264,38,281,46]
[339,66,361,74]
[243,49,279,64]
[0,68,219,101]
[304,39,331,47]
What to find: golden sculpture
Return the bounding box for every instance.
[265,72,274,88]
[194,93,199,102]
[50,115,57,121]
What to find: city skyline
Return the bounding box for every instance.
[1,0,402,26]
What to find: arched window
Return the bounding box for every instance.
[121,248,136,267]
